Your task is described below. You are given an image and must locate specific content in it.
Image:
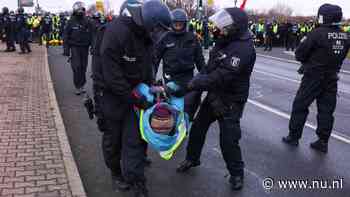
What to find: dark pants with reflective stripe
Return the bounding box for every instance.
[289,73,338,142]
[70,46,89,89]
[186,99,245,177]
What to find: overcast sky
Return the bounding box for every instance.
[0,0,349,18]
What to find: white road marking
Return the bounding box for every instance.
[257,53,350,75]
[247,99,350,145]
[253,69,350,95]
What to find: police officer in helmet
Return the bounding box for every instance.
[100,0,171,196]
[2,7,16,52]
[176,7,256,191]
[154,8,205,120]
[16,7,31,54]
[64,1,92,95]
[282,4,350,153]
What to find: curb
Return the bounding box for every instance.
[44,47,87,197]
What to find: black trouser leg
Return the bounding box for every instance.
[24,38,31,52]
[316,78,338,142]
[186,101,216,162]
[70,46,89,89]
[218,102,245,177]
[289,75,322,139]
[184,91,202,121]
[102,119,123,175]
[121,108,147,184]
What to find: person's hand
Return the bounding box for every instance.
[130,89,153,109]
[210,98,227,118]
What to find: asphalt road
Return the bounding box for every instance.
[48,46,350,197]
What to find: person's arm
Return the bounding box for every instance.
[295,30,316,63]
[194,37,206,72]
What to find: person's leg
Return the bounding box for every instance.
[121,108,147,184]
[78,47,89,89]
[315,77,338,142]
[218,102,245,190]
[287,75,322,140]
[184,91,202,121]
[70,47,81,90]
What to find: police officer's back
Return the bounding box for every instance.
[283,4,350,153]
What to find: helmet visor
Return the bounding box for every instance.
[209,9,234,31]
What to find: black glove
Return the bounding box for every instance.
[129,89,153,109]
[207,93,227,118]
[297,65,305,75]
[83,95,95,120]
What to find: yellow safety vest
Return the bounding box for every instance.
[273,24,278,34]
[258,24,264,32]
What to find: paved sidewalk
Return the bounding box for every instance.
[0,44,86,197]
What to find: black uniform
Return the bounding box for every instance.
[185,30,256,177]
[264,23,274,51]
[91,23,107,132]
[286,23,298,51]
[64,15,92,90]
[3,13,17,51]
[40,15,52,46]
[155,31,205,119]
[288,25,350,141]
[16,13,31,53]
[100,16,153,184]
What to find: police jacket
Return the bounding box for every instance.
[16,14,29,33]
[91,24,107,90]
[295,25,350,74]
[155,31,205,84]
[190,31,256,104]
[100,16,154,102]
[64,15,92,47]
[3,14,17,35]
[41,16,52,33]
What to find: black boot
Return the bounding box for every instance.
[229,176,244,191]
[111,174,130,192]
[310,139,328,153]
[176,160,200,173]
[131,182,148,197]
[282,135,299,146]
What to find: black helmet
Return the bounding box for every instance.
[209,7,248,40]
[2,7,9,15]
[120,0,143,25]
[73,1,86,16]
[171,9,188,34]
[317,4,342,25]
[17,7,24,14]
[141,0,171,32]
[120,0,171,32]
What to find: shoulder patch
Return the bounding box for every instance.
[231,57,241,68]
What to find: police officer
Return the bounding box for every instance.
[100,0,171,196]
[16,7,31,54]
[286,21,298,51]
[155,8,205,121]
[40,12,52,46]
[2,7,16,52]
[176,8,256,191]
[282,4,350,153]
[90,11,105,53]
[64,1,92,95]
[264,20,274,51]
